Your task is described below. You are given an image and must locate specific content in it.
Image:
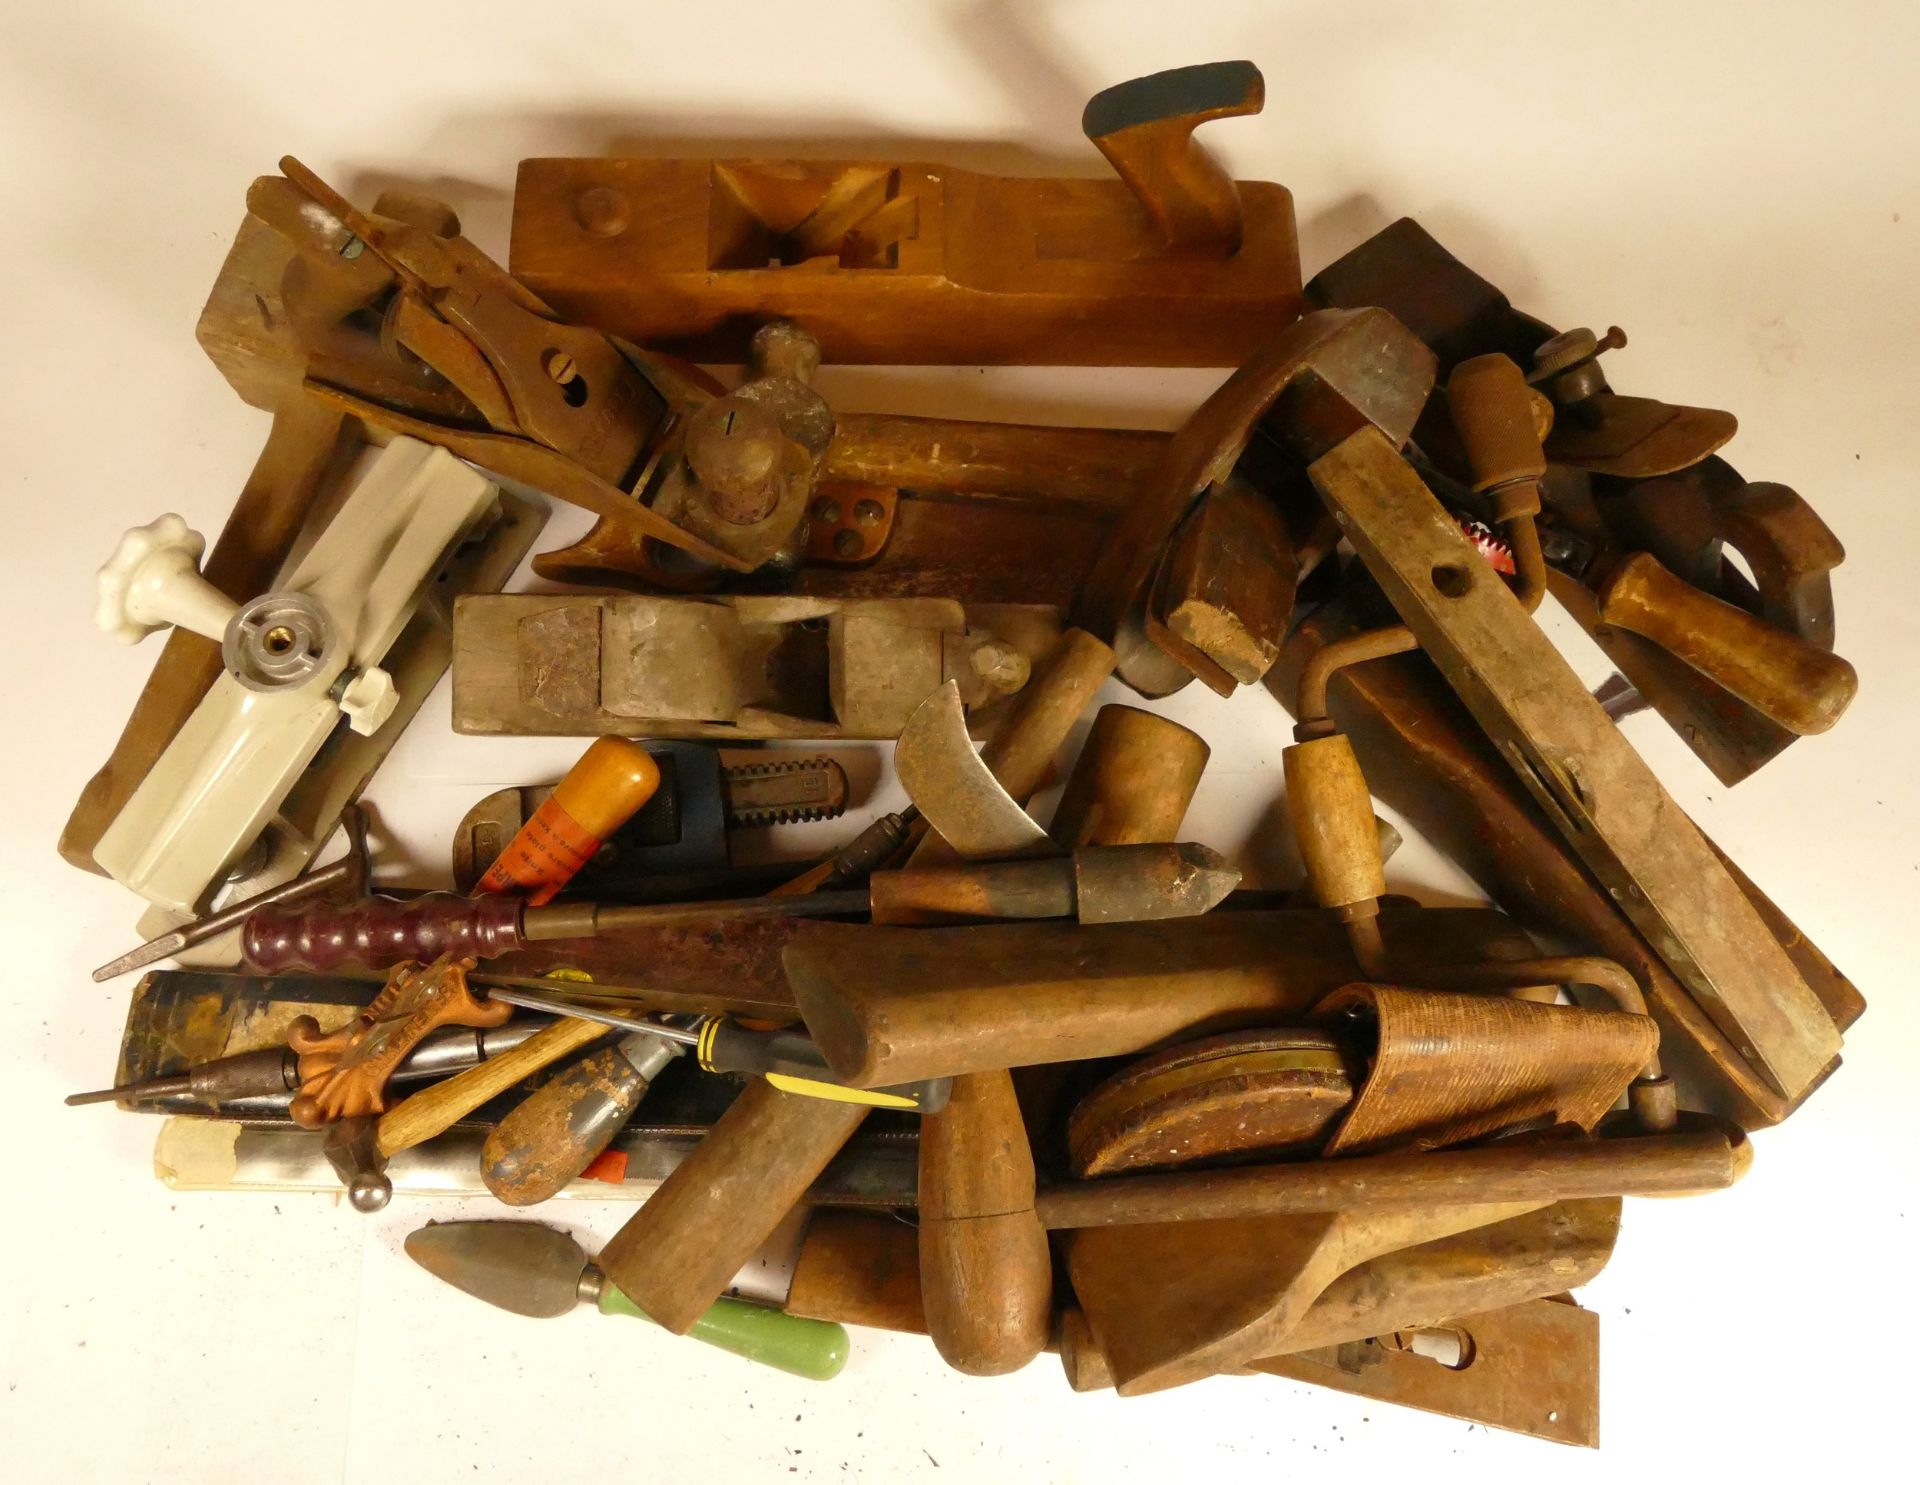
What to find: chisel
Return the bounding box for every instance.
[65,1018,545,1108]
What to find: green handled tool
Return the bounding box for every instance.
[404,1220,849,1381]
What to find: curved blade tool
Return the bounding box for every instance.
[893,681,1051,860]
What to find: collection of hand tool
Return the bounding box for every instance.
[62,60,1864,1448]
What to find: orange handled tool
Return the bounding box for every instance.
[474,738,662,903]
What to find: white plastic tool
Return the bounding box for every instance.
[93,438,501,913]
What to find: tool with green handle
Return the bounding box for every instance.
[404,1220,849,1381]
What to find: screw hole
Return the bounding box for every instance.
[1431,562,1473,598]
[543,349,588,406]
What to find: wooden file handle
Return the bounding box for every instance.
[375,1016,606,1158]
[1083,61,1262,258]
[1596,551,1857,735]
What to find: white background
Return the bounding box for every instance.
[2,1,1917,1478]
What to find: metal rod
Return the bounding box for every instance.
[479,986,701,1048]
[92,805,370,981]
[528,887,873,941]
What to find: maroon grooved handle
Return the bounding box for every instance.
[243,893,527,973]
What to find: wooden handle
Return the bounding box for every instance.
[980,627,1120,803]
[787,1211,928,1335]
[868,859,1075,926]
[1597,551,1857,734]
[480,1038,658,1206]
[1447,353,1546,492]
[918,1068,1052,1375]
[1050,705,1209,848]
[1034,1127,1749,1229]
[374,1016,606,1157]
[1283,734,1386,910]
[783,906,1535,1088]
[1082,61,1262,258]
[245,892,525,972]
[596,1080,869,1334]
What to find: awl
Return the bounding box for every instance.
[404,1220,850,1381]
[65,1018,546,1108]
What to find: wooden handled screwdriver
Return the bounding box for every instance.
[480,1031,682,1206]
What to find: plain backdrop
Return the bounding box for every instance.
[2,2,1916,1479]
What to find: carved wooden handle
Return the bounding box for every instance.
[1083,61,1263,258]
[1596,551,1858,735]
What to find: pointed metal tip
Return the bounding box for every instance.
[1075,841,1243,924]
[92,940,179,982]
[1163,842,1242,914]
[65,1088,123,1107]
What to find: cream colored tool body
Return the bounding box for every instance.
[94,438,501,912]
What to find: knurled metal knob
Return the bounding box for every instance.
[1530,324,1628,383]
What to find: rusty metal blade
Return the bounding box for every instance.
[893,680,1051,859]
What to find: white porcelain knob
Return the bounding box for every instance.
[336,666,398,736]
[96,513,237,645]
